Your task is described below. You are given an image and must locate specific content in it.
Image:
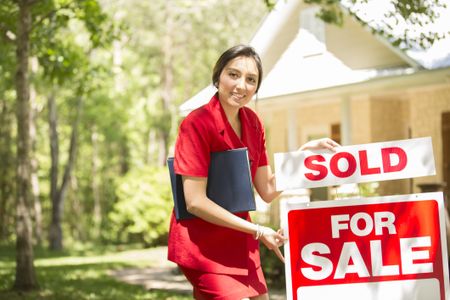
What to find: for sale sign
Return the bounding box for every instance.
[274,137,435,190]
[284,192,449,300]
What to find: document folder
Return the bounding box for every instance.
[167,148,256,220]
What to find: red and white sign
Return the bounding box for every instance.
[274,137,436,190]
[283,192,450,300]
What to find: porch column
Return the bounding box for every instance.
[341,97,352,146]
[287,109,297,151]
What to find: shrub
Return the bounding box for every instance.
[109,166,173,246]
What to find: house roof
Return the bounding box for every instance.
[180,0,450,115]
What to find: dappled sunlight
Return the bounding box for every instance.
[0,245,191,300]
[35,248,161,268]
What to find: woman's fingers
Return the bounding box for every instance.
[321,138,341,152]
[273,245,285,263]
[260,227,287,263]
[299,138,340,152]
[275,229,287,246]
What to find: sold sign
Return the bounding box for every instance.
[274,137,435,190]
[284,193,450,300]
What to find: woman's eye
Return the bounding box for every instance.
[229,72,238,78]
[247,77,257,84]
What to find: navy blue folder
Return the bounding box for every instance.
[167,148,256,220]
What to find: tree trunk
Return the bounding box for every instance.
[13,0,38,291]
[119,138,129,175]
[69,173,85,241]
[146,130,156,165]
[91,128,101,239]
[30,82,42,246]
[48,95,82,250]
[0,100,14,241]
[48,91,61,250]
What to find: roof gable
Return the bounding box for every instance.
[257,6,417,98]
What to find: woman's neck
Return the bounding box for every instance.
[225,108,239,124]
[221,104,241,137]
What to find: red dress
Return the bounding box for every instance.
[168,94,269,299]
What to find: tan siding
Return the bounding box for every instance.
[351,97,371,144]
[409,86,450,192]
[296,102,340,146]
[370,97,410,142]
[369,96,411,195]
[265,110,288,160]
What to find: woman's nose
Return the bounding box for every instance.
[236,77,246,90]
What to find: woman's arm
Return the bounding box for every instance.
[253,165,281,203]
[183,176,286,262]
[253,138,340,203]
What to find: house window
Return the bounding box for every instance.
[331,123,341,145]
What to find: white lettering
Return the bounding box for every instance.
[334,242,370,279]
[331,214,350,238]
[400,236,433,274]
[370,240,400,276]
[374,211,396,235]
[301,243,333,280]
[350,212,373,237]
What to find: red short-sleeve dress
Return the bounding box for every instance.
[168,94,270,299]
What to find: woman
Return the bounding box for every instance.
[168,45,339,300]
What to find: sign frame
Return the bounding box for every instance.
[282,192,450,300]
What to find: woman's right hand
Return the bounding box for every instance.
[259,227,287,263]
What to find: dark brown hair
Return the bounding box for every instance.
[212,45,263,93]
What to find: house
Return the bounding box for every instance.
[180,0,450,222]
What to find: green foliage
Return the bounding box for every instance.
[263,0,277,10]
[260,240,286,290]
[109,167,173,246]
[304,0,344,25]
[0,0,263,253]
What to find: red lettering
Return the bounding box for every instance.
[304,155,328,181]
[359,150,381,175]
[382,147,407,173]
[330,152,357,178]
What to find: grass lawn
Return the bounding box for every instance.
[0,244,191,300]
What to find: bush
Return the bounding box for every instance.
[260,237,286,290]
[108,166,173,246]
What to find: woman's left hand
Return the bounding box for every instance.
[260,227,288,263]
[299,138,340,152]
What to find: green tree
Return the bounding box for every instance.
[12,0,39,290]
[31,0,116,251]
[0,0,117,290]
[0,4,16,244]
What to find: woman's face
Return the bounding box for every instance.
[217,56,259,111]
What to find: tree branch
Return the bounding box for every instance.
[29,0,76,33]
